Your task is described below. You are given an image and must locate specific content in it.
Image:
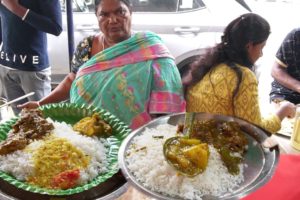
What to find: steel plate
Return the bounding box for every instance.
[118,113,280,200]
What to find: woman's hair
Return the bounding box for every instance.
[95,0,132,12]
[183,13,270,101]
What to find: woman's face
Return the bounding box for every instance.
[247,41,266,64]
[96,0,132,44]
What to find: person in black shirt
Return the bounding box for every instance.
[0,0,62,114]
[270,28,300,104]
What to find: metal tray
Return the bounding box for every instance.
[118,113,280,200]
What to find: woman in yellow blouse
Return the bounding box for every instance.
[183,13,296,134]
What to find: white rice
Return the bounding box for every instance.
[0,150,34,181]
[125,124,244,200]
[0,118,109,186]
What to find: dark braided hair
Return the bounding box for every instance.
[183,13,270,108]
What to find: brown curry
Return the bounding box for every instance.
[188,119,248,175]
[0,109,54,155]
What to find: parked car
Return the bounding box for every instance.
[48,0,251,84]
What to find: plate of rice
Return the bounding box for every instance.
[0,103,131,199]
[118,112,280,200]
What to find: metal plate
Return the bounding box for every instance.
[118,113,280,200]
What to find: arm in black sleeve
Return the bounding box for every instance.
[24,0,62,36]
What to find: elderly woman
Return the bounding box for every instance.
[183,13,296,134]
[20,0,185,130]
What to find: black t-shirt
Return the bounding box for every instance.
[270,28,300,103]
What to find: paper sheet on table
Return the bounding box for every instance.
[277,117,294,137]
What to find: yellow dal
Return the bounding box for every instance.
[27,137,90,188]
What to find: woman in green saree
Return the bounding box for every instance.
[20,0,185,130]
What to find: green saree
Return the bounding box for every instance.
[70,31,185,130]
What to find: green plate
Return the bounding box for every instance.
[0,103,131,196]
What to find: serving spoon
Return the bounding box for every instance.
[163,112,209,177]
[182,112,195,136]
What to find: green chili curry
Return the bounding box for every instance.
[188,119,248,175]
[165,119,248,176]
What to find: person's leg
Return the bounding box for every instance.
[0,69,5,121]
[19,68,52,102]
[0,80,3,98]
[284,94,300,105]
[270,93,300,109]
[0,67,25,115]
[270,81,300,104]
[0,97,7,121]
[0,67,6,98]
[270,93,285,104]
[1,68,51,115]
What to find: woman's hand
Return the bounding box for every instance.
[16,72,75,110]
[276,101,297,120]
[17,101,40,109]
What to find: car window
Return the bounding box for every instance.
[132,0,179,12]
[60,0,94,12]
[132,0,205,12]
[178,0,205,11]
[60,0,205,13]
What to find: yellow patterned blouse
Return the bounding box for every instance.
[186,63,281,133]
